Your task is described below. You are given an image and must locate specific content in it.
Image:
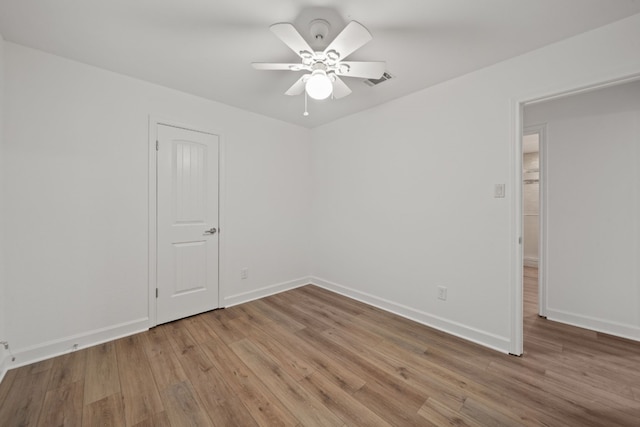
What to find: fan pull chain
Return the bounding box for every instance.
[303,92,309,116]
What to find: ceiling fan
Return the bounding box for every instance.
[252,19,385,102]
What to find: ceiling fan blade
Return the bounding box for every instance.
[336,61,386,79]
[252,62,306,71]
[331,76,352,99]
[324,21,372,61]
[270,23,314,58]
[285,75,307,96]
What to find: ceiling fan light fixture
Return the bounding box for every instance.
[305,69,333,100]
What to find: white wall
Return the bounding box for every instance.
[525,81,640,339]
[1,42,312,366]
[310,13,640,353]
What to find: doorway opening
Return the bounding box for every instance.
[514,75,640,355]
[521,126,547,353]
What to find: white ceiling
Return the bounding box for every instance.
[1,1,639,128]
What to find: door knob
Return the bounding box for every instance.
[204,227,217,235]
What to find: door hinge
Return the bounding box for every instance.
[518,236,522,244]
[156,140,159,151]
[156,288,158,298]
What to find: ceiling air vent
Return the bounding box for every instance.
[364,72,394,87]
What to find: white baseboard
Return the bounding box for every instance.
[523,257,539,267]
[310,277,511,354]
[223,276,311,308]
[546,309,640,342]
[2,318,149,371]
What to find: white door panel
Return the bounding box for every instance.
[157,124,219,324]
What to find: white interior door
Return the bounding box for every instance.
[156,124,219,324]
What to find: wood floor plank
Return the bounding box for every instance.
[229,338,344,427]
[296,326,427,410]
[459,397,532,427]
[528,349,639,399]
[249,299,306,332]
[37,380,84,427]
[542,369,640,424]
[82,393,125,427]
[165,320,258,427]
[83,342,120,405]
[297,285,367,317]
[160,381,213,427]
[140,327,188,391]
[131,411,172,427]
[140,325,172,359]
[0,370,51,426]
[418,350,553,425]
[238,314,316,381]
[115,334,165,425]
[190,371,259,427]
[326,325,467,411]
[349,310,432,354]
[287,294,358,329]
[200,338,300,426]
[14,358,54,379]
[352,381,428,426]
[295,327,431,426]
[0,368,18,406]
[418,397,483,427]
[480,358,612,426]
[249,315,366,394]
[299,371,393,426]
[262,293,334,332]
[48,349,87,392]
[200,310,249,345]
[182,313,223,345]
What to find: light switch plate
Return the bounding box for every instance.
[494,184,506,198]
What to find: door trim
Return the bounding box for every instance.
[148,116,225,328]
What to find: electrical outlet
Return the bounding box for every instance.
[437,286,447,301]
[241,268,249,280]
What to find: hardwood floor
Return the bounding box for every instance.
[2,269,640,426]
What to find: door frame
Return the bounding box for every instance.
[510,73,640,355]
[148,116,226,328]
